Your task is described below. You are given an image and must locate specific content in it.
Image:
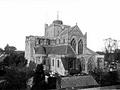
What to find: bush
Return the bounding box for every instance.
[91,68,120,86]
[100,71,119,86]
[0,65,35,90]
[69,69,80,75]
[3,67,27,90]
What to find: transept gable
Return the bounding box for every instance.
[58,25,84,38]
[69,25,84,37]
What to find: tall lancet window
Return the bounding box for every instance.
[81,57,85,71]
[78,39,83,54]
[71,39,76,52]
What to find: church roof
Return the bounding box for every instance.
[50,45,76,56]
[34,45,76,56]
[59,25,84,37]
[34,46,46,55]
[84,47,98,55]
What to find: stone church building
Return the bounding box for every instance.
[25,19,104,76]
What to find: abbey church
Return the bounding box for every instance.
[25,19,104,76]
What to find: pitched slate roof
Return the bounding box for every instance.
[34,45,76,56]
[34,46,46,55]
[61,75,98,88]
[59,25,84,37]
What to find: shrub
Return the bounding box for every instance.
[4,67,27,90]
[69,69,80,75]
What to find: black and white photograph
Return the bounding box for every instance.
[0,0,120,90]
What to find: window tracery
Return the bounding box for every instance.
[81,57,85,71]
[71,39,76,52]
[78,39,83,54]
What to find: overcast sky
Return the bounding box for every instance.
[0,0,120,51]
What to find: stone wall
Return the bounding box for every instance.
[25,36,36,65]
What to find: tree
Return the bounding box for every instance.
[31,64,47,90]
[4,44,16,54]
[3,52,27,67]
[0,48,4,53]
[104,38,118,63]
[3,67,27,90]
[114,49,120,63]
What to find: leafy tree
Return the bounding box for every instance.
[2,67,28,90]
[0,64,36,90]
[4,44,16,54]
[3,52,27,67]
[114,49,120,63]
[0,45,35,90]
[0,48,4,53]
[31,64,47,90]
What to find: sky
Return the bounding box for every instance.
[0,0,120,51]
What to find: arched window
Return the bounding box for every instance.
[81,57,85,71]
[40,39,43,45]
[87,56,95,73]
[71,39,76,52]
[57,39,60,44]
[78,39,83,54]
[63,39,65,43]
[46,39,50,45]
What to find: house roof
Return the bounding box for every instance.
[34,45,76,56]
[61,75,98,88]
